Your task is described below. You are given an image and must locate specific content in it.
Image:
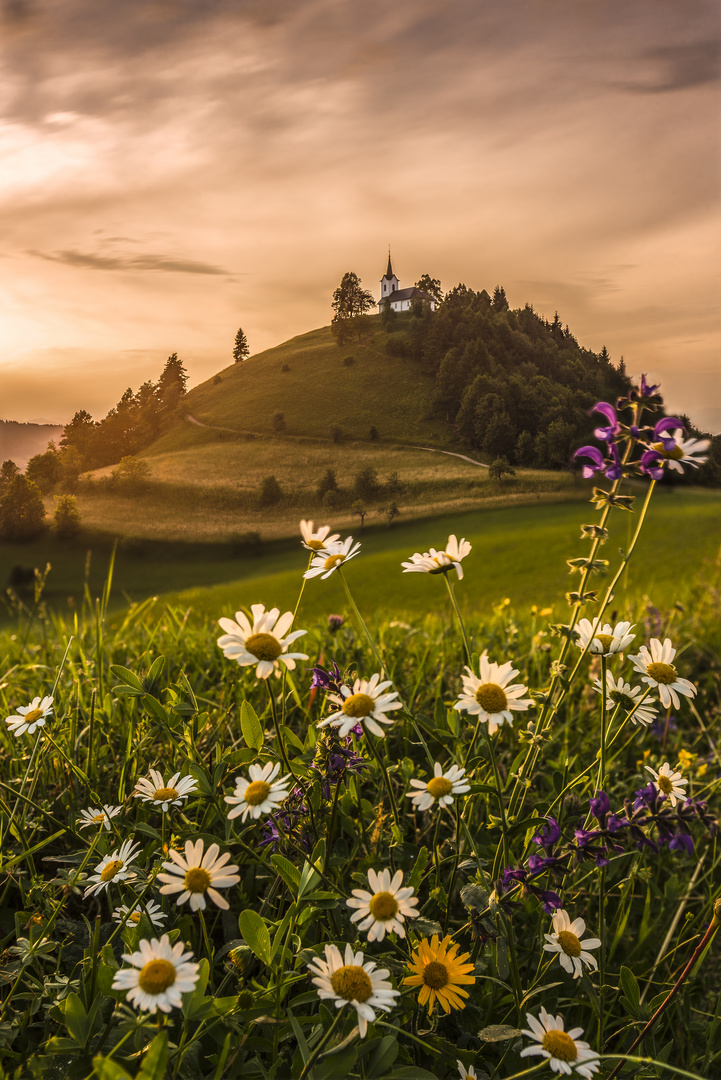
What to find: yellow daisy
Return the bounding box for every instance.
[403,934,475,1014]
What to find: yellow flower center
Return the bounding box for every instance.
[426,776,453,799]
[138,958,177,995]
[342,693,375,718]
[330,964,373,1002]
[610,690,635,711]
[541,1030,578,1063]
[92,813,105,823]
[153,786,179,802]
[474,683,507,713]
[646,661,677,685]
[244,633,282,662]
[422,960,449,989]
[653,441,684,461]
[557,930,582,957]
[184,867,212,893]
[657,774,674,795]
[244,780,272,805]
[100,859,124,882]
[594,633,615,651]
[324,554,344,570]
[23,707,44,725]
[368,891,399,921]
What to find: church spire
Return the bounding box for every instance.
[386,249,394,279]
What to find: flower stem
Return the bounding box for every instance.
[365,729,400,831]
[298,1009,344,1079]
[599,654,608,790]
[444,574,471,663]
[338,569,385,676]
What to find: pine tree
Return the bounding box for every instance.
[233,328,250,363]
[156,353,188,420]
[491,285,509,311]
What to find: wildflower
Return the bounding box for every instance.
[111,934,199,1014]
[404,934,475,1014]
[78,805,123,831]
[346,868,419,941]
[217,604,308,679]
[543,910,601,980]
[458,1064,478,1080]
[639,448,665,480]
[158,839,240,911]
[401,534,472,580]
[113,900,167,929]
[328,614,345,631]
[650,419,710,473]
[574,618,635,657]
[225,761,291,821]
[318,673,402,739]
[133,770,199,812]
[304,536,362,579]
[406,762,470,811]
[592,672,656,726]
[629,638,696,710]
[308,942,399,1037]
[454,653,531,735]
[591,402,621,442]
[638,373,661,398]
[299,520,340,552]
[645,762,688,807]
[5,695,53,738]
[520,1007,600,1077]
[84,839,141,897]
[310,661,342,691]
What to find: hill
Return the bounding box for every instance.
[0,419,64,469]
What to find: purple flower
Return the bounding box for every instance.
[639,374,661,398]
[592,402,621,442]
[310,661,341,690]
[640,449,665,480]
[653,417,685,447]
[527,854,561,875]
[574,446,605,478]
[589,791,611,821]
[532,817,561,850]
[328,614,344,632]
[537,888,562,913]
[605,442,622,480]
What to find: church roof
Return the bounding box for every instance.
[385,252,394,279]
[379,286,435,304]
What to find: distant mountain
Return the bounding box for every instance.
[0,420,65,469]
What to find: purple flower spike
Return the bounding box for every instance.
[592,402,621,441]
[605,442,622,480]
[538,889,563,913]
[533,817,561,849]
[640,373,661,397]
[653,417,685,440]
[590,791,611,821]
[574,446,605,478]
[640,449,665,480]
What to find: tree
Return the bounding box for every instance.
[317,469,338,501]
[259,475,282,507]
[354,466,380,501]
[489,456,516,484]
[491,285,509,311]
[60,410,97,465]
[112,456,151,490]
[331,272,375,342]
[272,412,286,433]
[233,328,250,363]
[53,494,81,539]
[0,475,46,541]
[381,501,400,527]
[156,353,188,420]
[26,445,61,494]
[352,500,367,528]
[515,430,535,465]
[0,460,20,495]
[414,274,443,303]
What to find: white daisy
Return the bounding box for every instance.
[304,536,362,580]
[299,519,340,552]
[111,934,199,1014]
[406,762,470,811]
[5,695,53,738]
[317,673,402,739]
[401,534,472,580]
[645,762,688,807]
[133,770,199,812]
[652,429,710,473]
[592,673,656,727]
[113,900,167,929]
[225,761,291,822]
[520,1006,600,1078]
[457,1064,478,1080]
[307,942,399,1038]
[574,619,635,657]
[217,604,308,680]
[157,839,240,912]
[78,805,123,831]
[454,653,531,735]
[628,638,696,710]
[84,839,141,897]
[543,910,601,980]
[346,868,419,942]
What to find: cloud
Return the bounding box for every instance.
[29,248,232,275]
[621,41,721,93]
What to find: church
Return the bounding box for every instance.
[378,254,437,313]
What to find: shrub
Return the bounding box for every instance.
[369,426,379,441]
[0,475,46,541]
[385,471,405,496]
[322,489,341,510]
[112,456,151,491]
[316,469,338,502]
[489,456,516,484]
[213,374,222,385]
[281,363,290,372]
[259,475,282,507]
[53,494,81,539]
[330,425,343,444]
[354,465,380,501]
[272,412,286,433]
[343,356,355,366]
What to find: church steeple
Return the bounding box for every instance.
[386,250,394,279]
[380,250,399,300]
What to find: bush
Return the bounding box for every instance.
[213,375,222,385]
[369,426,379,441]
[322,489,341,510]
[330,425,343,444]
[0,475,46,541]
[281,363,290,372]
[316,469,338,502]
[343,356,355,366]
[53,494,81,539]
[259,475,282,507]
[489,456,516,484]
[354,465,380,501]
[385,471,405,496]
[112,456,151,491]
[272,412,286,433]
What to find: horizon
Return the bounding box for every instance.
[1,0,719,429]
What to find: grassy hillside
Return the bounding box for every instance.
[152,321,450,452]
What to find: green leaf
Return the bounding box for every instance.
[137,1032,168,1080]
[366,1034,398,1078]
[239,909,272,966]
[182,957,210,1018]
[241,700,264,751]
[298,860,321,899]
[224,748,257,766]
[619,965,640,1013]
[479,1024,522,1042]
[407,847,429,891]
[109,665,144,692]
[92,1056,133,1080]
[271,853,300,894]
[62,992,88,1046]
[145,655,166,687]
[143,694,169,723]
[460,884,489,912]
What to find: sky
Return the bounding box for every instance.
[1,0,719,428]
